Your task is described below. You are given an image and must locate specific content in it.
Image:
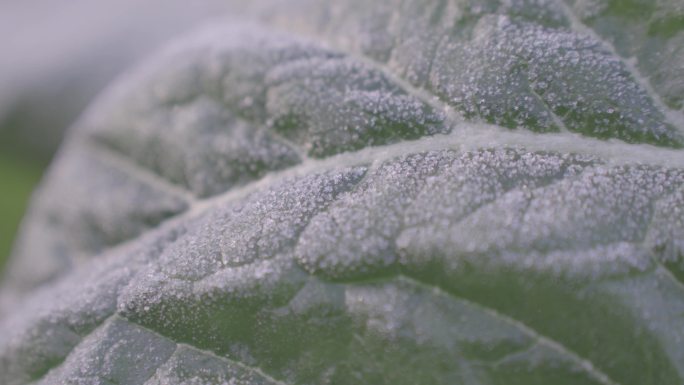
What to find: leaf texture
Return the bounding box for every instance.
[1,0,684,384]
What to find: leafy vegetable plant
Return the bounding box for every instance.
[1,0,683,384]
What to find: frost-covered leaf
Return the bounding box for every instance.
[2,0,684,384]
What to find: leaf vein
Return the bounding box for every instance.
[395,274,622,385]
[112,315,290,385]
[556,0,684,131]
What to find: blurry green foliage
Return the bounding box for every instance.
[0,149,44,271]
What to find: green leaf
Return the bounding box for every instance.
[2,1,684,384]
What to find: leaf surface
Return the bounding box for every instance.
[2,1,684,384]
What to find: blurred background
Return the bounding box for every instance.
[0,0,248,270]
